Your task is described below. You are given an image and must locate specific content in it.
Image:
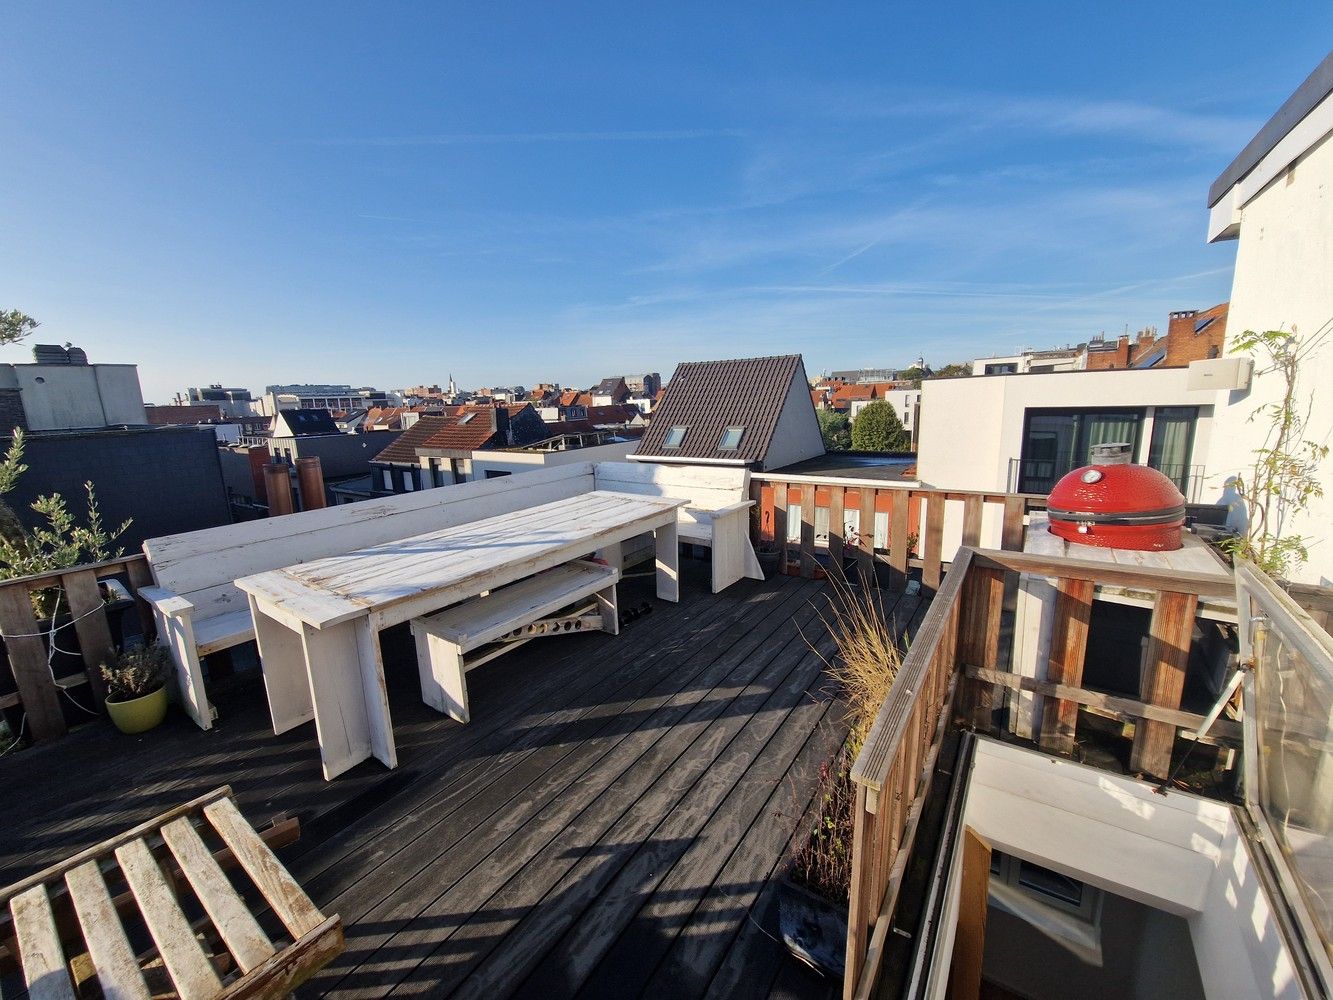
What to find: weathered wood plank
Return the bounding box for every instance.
[972,549,1233,598]
[10,884,75,1000]
[161,817,274,972]
[203,798,324,938]
[217,916,343,1000]
[1001,496,1026,551]
[949,830,991,1000]
[773,485,789,577]
[961,495,983,548]
[888,490,910,592]
[0,584,66,742]
[957,564,1004,729]
[1038,577,1095,755]
[828,486,846,582]
[63,569,114,707]
[1131,591,1200,777]
[115,838,222,1000]
[64,861,152,1000]
[922,493,945,593]
[857,488,876,584]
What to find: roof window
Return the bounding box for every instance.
[664,426,687,449]
[718,427,744,450]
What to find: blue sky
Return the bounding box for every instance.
[2,5,1329,403]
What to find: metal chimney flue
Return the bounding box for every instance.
[1089,442,1133,466]
[296,457,327,510]
[263,462,294,516]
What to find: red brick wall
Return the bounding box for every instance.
[1164,303,1228,367]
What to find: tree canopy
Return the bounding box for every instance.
[929,362,971,379]
[851,400,910,452]
[0,310,38,347]
[817,409,850,451]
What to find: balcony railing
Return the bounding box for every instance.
[0,555,158,744]
[842,546,1244,1000]
[750,473,1043,592]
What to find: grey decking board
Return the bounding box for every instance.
[308,579,826,996]
[359,584,826,997]
[292,573,777,902]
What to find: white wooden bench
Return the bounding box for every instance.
[593,462,763,592]
[141,463,597,729]
[409,560,619,724]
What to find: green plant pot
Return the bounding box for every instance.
[105,685,168,734]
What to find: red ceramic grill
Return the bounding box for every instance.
[1046,443,1186,551]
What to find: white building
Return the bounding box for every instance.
[970,346,1087,376]
[1204,53,1333,586]
[849,388,922,447]
[0,345,147,431]
[916,367,1227,501]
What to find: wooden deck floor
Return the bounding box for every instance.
[0,564,929,999]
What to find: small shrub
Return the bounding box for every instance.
[101,645,170,702]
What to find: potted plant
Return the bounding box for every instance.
[778,579,905,978]
[101,644,171,734]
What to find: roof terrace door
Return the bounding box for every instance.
[1016,408,1143,494]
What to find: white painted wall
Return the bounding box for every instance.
[765,368,826,471]
[960,739,1302,1000]
[0,363,147,430]
[423,439,636,482]
[1205,121,1333,585]
[916,368,1224,495]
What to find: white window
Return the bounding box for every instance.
[381,469,393,490]
[402,470,416,492]
[718,427,744,450]
[664,426,687,449]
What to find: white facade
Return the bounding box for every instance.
[916,368,1224,496]
[1205,73,1333,585]
[970,348,1086,377]
[849,389,922,444]
[0,363,147,430]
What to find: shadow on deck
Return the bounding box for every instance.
[0,563,932,999]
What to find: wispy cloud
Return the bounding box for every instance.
[320,128,744,146]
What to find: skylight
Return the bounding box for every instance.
[1194,315,1217,334]
[664,426,687,449]
[718,427,744,450]
[457,412,475,424]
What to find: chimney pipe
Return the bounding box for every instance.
[263,462,294,516]
[296,456,327,510]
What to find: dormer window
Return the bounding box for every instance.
[664,426,687,449]
[718,427,744,450]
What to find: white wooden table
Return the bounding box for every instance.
[236,491,685,779]
[1009,511,1234,739]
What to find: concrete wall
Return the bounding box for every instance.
[765,369,825,472]
[916,368,1224,495]
[1,426,231,549]
[1205,125,1333,585]
[464,440,636,479]
[0,364,147,431]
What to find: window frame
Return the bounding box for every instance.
[718,426,745,451]
[663,425,688,449]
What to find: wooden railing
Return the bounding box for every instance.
[750,473,1041,592]
[0,554,157,743]
[842,546,1241,1000]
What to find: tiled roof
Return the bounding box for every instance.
[636,354,808,465]
[584,404,641,425]
[371,412,499,463]
[145,404,223,425]
[274,409,341,437]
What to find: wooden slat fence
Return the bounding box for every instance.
[842,546,1244,999]
[750,474,1041,593]
[0,554,157,743]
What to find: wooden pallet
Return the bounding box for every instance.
[1,786,341,999]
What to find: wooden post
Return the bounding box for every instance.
[0,585,66,741]
[949,830,992,1000]
[773,484,789,577]
[922,493,946,593]
[1131,591,1199,777]
[961,495,983,548]
[124,557,158,642]
[63,569,114,707]
[889,491,909,592]
[799,484,817,579]
[957,566,1004,728]
[1001,495,1026,551]
[845,782,876,998]
[828,486,846,582]
[1038,577,1094,755]
[857,488,876,584]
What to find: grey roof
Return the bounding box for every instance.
[274,409,341,437]
[1209,51,1333,207]
[637,355,807,465]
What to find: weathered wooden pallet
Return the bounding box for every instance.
[0,786,341,1000]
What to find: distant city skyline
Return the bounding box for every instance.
[4,4,1328,403]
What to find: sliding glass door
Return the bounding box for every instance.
[1147,407,1198,495]
[1017,409,1143,494]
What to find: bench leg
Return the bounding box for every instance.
[596,583,619,636]
[710,508,764,593]
[299,618,396,780]
[414,631,471,724]
[155,608,213,731]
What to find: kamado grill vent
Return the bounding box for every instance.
[1046,442,1186,551]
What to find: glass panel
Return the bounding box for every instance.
[1148,406,1197,496]
[1254,614,1333,953]
[1017,859,1085,909]
[1082,411,1139,452]
[664,426,686,448]
[719,427,744,450]
[1019,413,1076,493]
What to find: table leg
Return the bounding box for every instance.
[355,616,397,770]
[248,597,314,734]
[655,520,680,602]
[300,619,396,781]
